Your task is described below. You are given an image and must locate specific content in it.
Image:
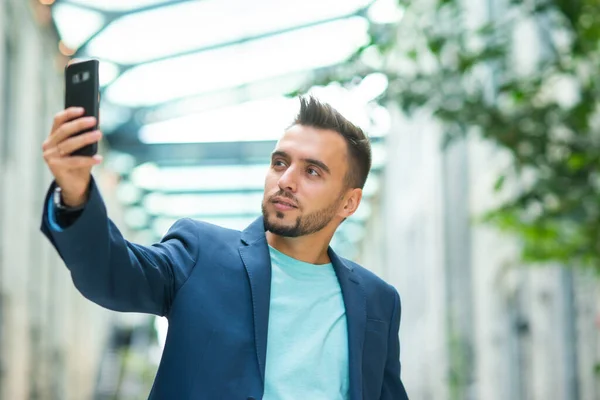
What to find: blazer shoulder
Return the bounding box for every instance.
[345,258,392,287]
[343,259,402,326]
[344,258,400,300]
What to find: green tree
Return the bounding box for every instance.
[304,0,600,271]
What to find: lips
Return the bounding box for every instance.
[272,196,297,208]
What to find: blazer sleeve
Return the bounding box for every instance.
[40,178,198,316]
[381,287,409,400]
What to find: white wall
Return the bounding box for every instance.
[0,1,118,398]
[359,107,449,400]
[359,103,600,400]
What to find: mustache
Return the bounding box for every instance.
[269,190,299,206]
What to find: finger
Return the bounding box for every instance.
[43,130,101,157]
[42,145,61,161]
[58,130,102,155]
[50,116,97,147]
[48,154,103,169]
[50,107,85,136]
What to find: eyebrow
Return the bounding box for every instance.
[271,150,331,175]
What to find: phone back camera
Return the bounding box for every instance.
[72,71,90,84]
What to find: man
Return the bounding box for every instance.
[40,96,409,400]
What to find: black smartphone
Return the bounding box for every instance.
[64,59,100,156]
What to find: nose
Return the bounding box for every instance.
[277,166,297,193]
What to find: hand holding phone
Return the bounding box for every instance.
[64,59,100,156]
[41,59,104,207]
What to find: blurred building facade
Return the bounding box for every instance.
[357,0,600,398]
[360,107,600,400]
[0,0,117,398]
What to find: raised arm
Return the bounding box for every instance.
[40,107,198,315]
[41,178,199,315]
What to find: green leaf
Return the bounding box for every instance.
[476,22,495,36]
[436,0,456,8]
[567,154,586,171]
[427,37,445,56]
[303,0,600,274]
[494,175,506,192]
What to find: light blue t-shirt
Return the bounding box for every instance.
[263,246,350,400]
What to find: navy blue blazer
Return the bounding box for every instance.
[41,180,408,400]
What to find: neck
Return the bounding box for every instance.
[266,230,333,265]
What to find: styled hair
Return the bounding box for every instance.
[292,96,372,189]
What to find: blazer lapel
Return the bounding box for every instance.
[238,217,367,399]
[239,218,272,385]
[329,248,366,400]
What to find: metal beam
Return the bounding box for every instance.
[103,12,366,71]
[107,136,386,167]
[141,213,368,228]
[108,139,278,166]
[74,5,371,68]
[147,187,264,195]
[56,0,194,52]
[58,0,195,20]
[130,69,325,121]
[98,66,336,134]
[125,167,382,195]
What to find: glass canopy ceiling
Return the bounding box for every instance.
[50,0,401,258]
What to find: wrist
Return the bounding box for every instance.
[63,193,87,208]
[54,186,88,210]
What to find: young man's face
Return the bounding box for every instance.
[262,124,351,237]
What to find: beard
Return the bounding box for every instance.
[261,193,342,237]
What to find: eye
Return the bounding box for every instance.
[272,159,286,168]
[307,167,320,177]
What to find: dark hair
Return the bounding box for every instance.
[292,96,372,189]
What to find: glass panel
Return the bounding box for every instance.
[131,163,269,191]
[131,156,383,195]
[123,206,149,229]
[305,83,390,137]
[98,101,133,132]
[143,71,312,124]
[338,221,366,242]
[354,73,389,103]
[52,3,105,50]
[99,61,119,87]
[66,0,171,12]
[143,192,264,217]
[369,104,391,137]
[153,214,366,240]
[363,174,380,197]
[116,181,142,205]
[152,216,258,238]
[105,17,369,106]
[139,96,298,144]
[371,142,387,170]
[351,200,371,221]
[132,163,381,196]
[367,0,405,24]
[129,229,158,246]
[85,0,372,64]
[139,85,389,144]
[105,151,137,174]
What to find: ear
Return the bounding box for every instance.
[338,188,363,218]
